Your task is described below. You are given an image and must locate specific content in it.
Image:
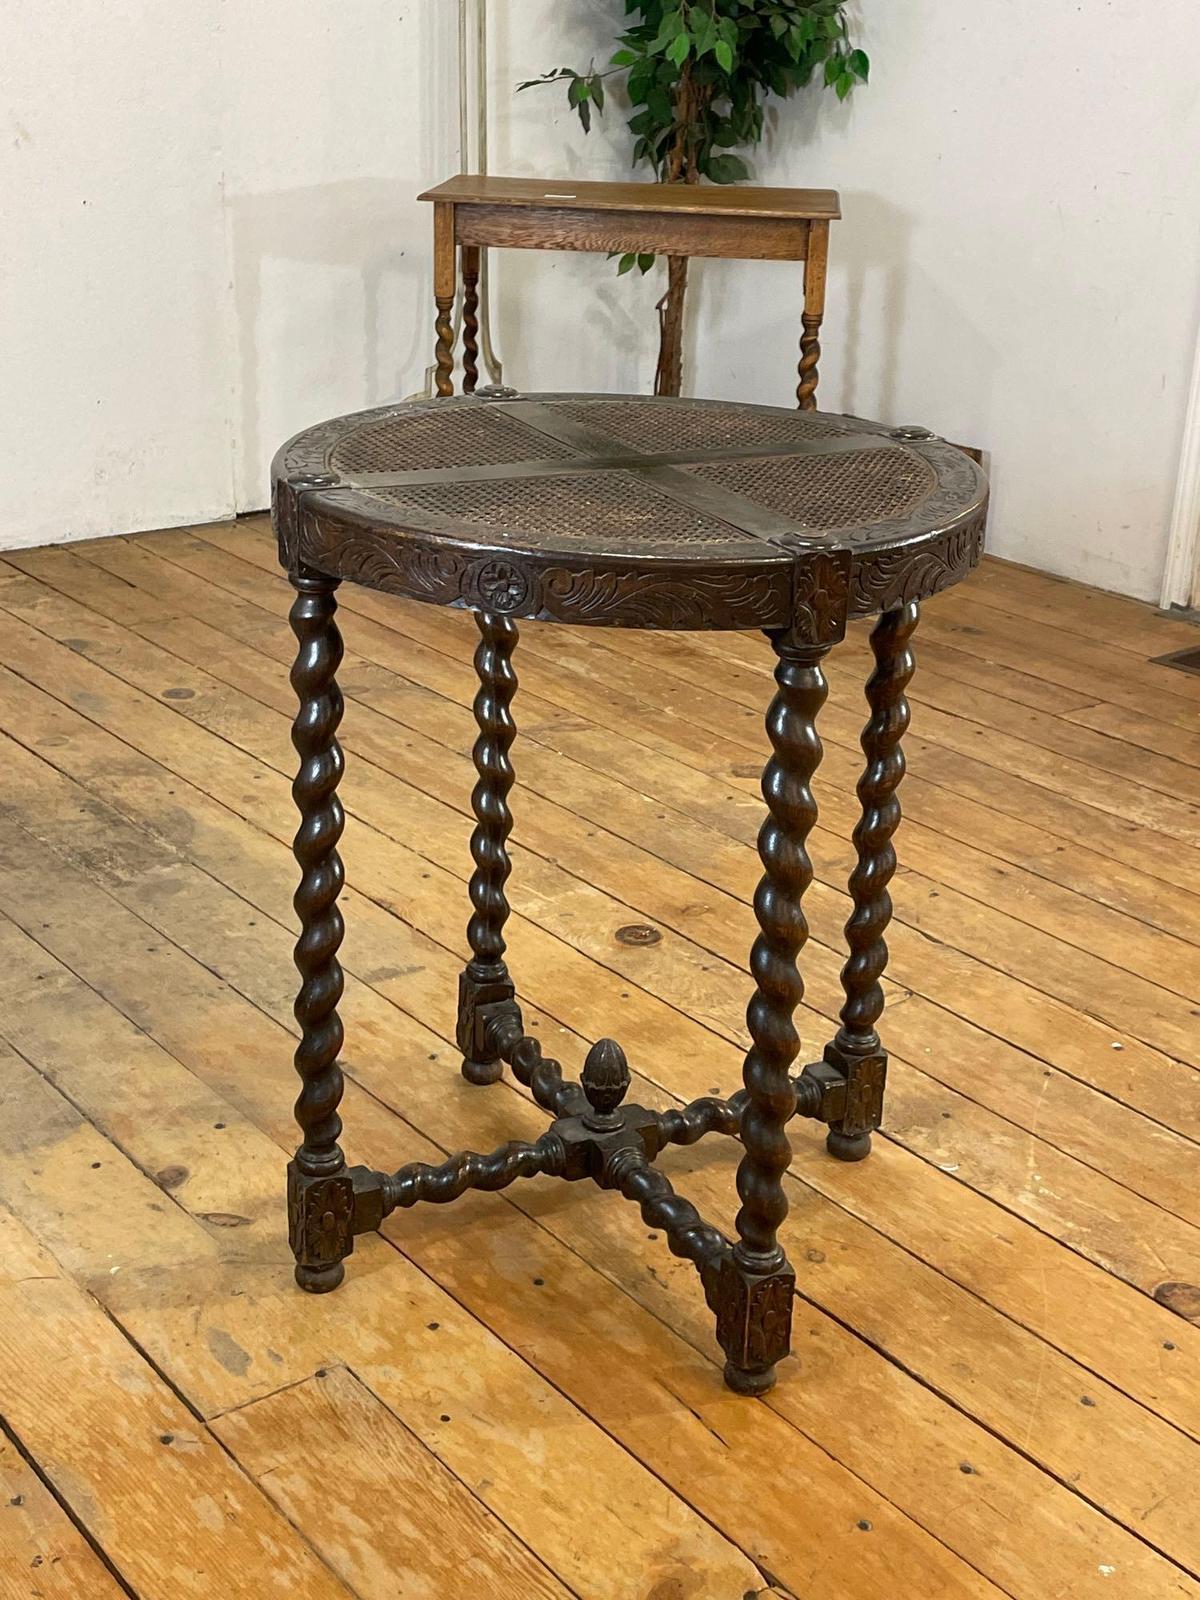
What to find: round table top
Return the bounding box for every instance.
[273,392,988,635]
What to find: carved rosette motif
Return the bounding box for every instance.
[465,558,531,614]
[287,1165,354,1269]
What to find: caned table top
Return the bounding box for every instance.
[273,393,988,635]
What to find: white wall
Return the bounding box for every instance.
[0,0,457,542]
[216,2,459,511]
[0,1,237,545]
[4,1,1200,600]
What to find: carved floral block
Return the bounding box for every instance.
[710,1255,796,1374]
[287,1163,355,1268]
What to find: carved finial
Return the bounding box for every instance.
[581,1038,631,1127]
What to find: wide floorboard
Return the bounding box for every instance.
[0,519,1197,1599]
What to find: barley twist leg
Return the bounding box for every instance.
[725,630,829,1393]
[461,246,480,394]
[826,601,919,1161]
[287,570,350,1293]
[434,293,455,397]
[796,313,823,410]
[458,612,519,1085]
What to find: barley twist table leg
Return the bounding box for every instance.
[286,570,351,1293]
[461,247,480,394]
[825,601,919,1161]
[797,218,829,411]
[458,612,519,1085]
[724,630,828,1394]
[796,314,823,411]
[434,294,455,397]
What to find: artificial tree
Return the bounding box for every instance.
[520,0,867,395]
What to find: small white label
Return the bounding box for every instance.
[544,192,577,200]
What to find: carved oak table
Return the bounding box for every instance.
[273,391,988,1395]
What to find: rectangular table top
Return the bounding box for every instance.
[418,174,841,222]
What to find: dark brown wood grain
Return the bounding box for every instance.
[285,568,352,1293]
[458,611,519,1087]
[461,245,481,396]
[824,601,920,1162]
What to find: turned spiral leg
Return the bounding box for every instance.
[287,571,349,1292]
[798,218,828,412]
[825,602,918,1162]
[458,612,519,1085]
[434,293,455,397]
[461,247,480,395]
[725,631,828,1394]
[796,313,823,411]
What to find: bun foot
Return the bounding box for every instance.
[295,1261,345,1294]
[723,1360,777,1396]
[462,1056,504,1086]
[826,1127,872,1163]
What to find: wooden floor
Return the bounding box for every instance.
[0,518,1198,1600]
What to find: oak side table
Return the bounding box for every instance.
[273,390,988,1395]
[418,175,840,408]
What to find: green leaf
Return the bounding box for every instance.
[835,71,853,100]
[848,48,869,81]
[610,48,638,66]
[667,30,691,67]
[566,74,592,131]
[627,59,656,100]
[649,7,685,52]
[714,40,734,72]
[590,73,606,111]
[616,253,638,275]
[638,253,657,273]
[705,152,750,183]
[823,56,841,85]
[516,68,573,92]
[696,11,722,56]
[647,85,674,123]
